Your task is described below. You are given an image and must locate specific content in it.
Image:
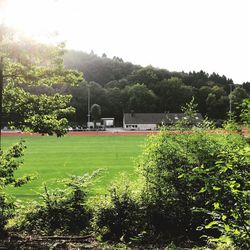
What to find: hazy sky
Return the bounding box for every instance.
[1,0,250,84]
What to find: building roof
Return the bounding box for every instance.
[123,113,203,125]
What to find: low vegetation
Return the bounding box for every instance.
[1,131,249,249]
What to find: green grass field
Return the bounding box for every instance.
[2,135,147,200]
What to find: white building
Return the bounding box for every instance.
[101,118,114,127]
[123,113,203,130]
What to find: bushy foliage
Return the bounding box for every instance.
[3,85,74,136]
[240,99,250,131]
[94,132,249,248]
[222,112,239,131]
[14,171,101,235]
[0,141,31,236]
[196,116,216,130]
[203,145,250,248]
[137,132,249,246]
[175,97,199,130]
[93,179,145,242]
[1,27,81,136]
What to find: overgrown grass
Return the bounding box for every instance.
[2,135,146,200]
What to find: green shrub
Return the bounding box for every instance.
[240,99,250,131]
[203,144,250,248]
[14,171,101,235]
[222,113,239,131]
[93,178,145,242]
[0,141,31,237]
[93,132,249,247]
[137,132,249,246]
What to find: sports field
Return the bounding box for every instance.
[2,134,147,200]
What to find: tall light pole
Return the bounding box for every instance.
[87,85,90,124]
[229,84,233,120]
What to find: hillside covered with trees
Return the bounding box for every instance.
[2,33,249,129]
[62,50,250,126]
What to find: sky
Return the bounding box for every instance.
[0,0,250,84]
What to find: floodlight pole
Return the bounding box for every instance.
[229,84,233,120]
[87,85,90,123]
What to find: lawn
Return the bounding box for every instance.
[2,134,147,200]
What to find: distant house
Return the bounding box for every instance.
[123,112,203,130]
[101,118,114,127]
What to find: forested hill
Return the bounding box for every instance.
[64,50,140,85]
[63,50,250,125]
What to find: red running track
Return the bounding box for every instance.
[1,131,160,136]
[1,129,249,137]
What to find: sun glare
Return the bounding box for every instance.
[1,0,61,43]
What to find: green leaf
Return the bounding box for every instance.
[224,224,230,232]
[205,221,218,229]
[198,187,207,193]
[213,202,220,210]
[212,186,221,191]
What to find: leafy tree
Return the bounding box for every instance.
[3,84,74,136]
[125,83,157,112]
[152,77,193,112]
[91,104,101,126]
[67,81,89,125]
[0,25,81,135]
[128,66,159,88]
[240,99,250,131]
[230,87,249,116]
[242,82,250,94]
[0,141,31,236]
[196,86,211,115]
[206,86,229,119]
[106,87,125,125]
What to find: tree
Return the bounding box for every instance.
[206,86,229,119]
[91,104,101,127]
[230,87,249,116]
[3,84,74,137]
[242,82,250,94]
[153,77,193,112]
[240,99,250,131]
[106,87,125,125]
[125,83,157,112]
[0,25,82,136]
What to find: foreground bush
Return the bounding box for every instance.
[0,141,31,237]
[13,171,101,235]
[139,132,249,246]
[94,132,249,248]
[93,179,145,242]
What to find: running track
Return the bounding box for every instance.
[1,129,249,136]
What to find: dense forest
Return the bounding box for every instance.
[3,41,250,128]
[62,50,249,126]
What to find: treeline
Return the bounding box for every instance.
[5,46,249,127]
[62,50,250,125]
[3,34,249,129]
